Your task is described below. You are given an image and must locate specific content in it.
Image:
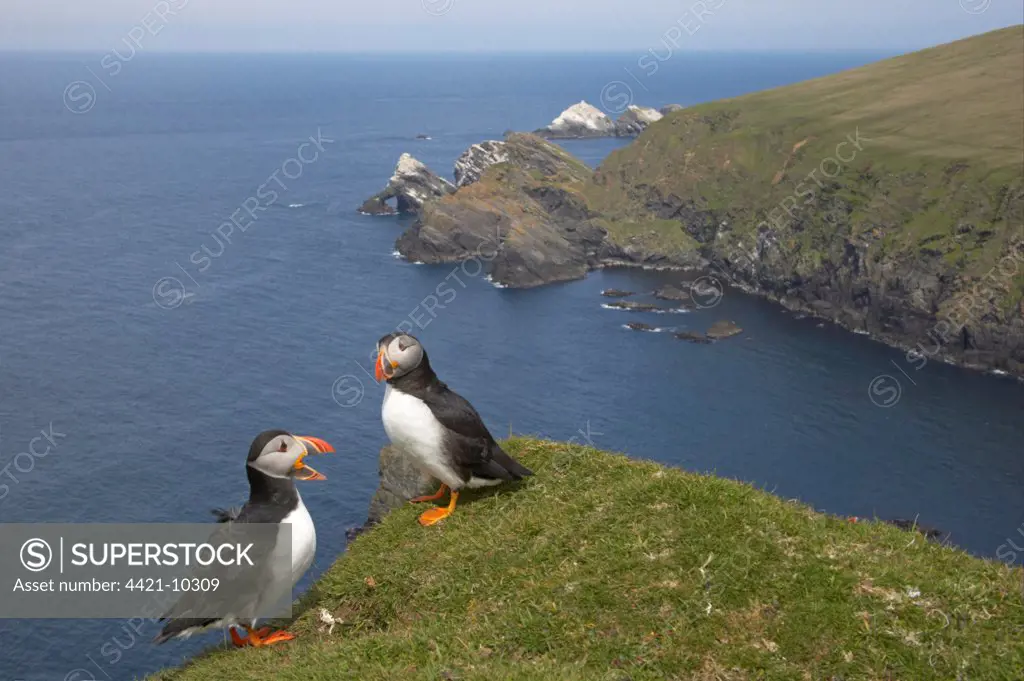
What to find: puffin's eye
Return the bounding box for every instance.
[278,440,288,452]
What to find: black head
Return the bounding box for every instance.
[246,429,335,481]
[375,333,426,382]
[247,429,290,463]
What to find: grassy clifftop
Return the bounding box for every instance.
[153,439,1022,680]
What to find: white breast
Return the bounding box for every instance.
[382,385,462,488]
[240,496,316,629]
[281,494,316,585]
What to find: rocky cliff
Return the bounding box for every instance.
[394,133,704,287]
[366,445,435,525]
[391,28,1024,376]
[395,133,610,287]
[359,153,455,215]
[453,140,510,187]
[614,105,664,136]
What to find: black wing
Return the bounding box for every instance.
[419,384,532,481]
[420,383,495,442]
[155,502,286,643]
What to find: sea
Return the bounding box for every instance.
[1,51,1022,680]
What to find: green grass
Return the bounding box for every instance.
[593,216,700,257]
[152,439,1024,681]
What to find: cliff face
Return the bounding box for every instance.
[394,133,701,288]
[395,132,707,287]
[453,140,509,188]
[367,445,435,526]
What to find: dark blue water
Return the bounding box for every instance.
[1,52,1022,681]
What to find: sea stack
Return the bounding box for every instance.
[359,153,455,215]
[535,101,616,139]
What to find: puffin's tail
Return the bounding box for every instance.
[492,444,533,479]
[153,617,217,644]
[211,506,242,523]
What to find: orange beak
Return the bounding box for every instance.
[375,348,398,382]
[293,436,334,481]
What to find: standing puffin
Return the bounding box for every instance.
[375,333,532,526]
[154,429,334,647]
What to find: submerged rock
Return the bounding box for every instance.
[615,105,664,136]
[359,153,455,215]
[625,322,657,331]
[358,196,396,216]
[603,301,661,312]
[535,101,616,139]
[601,289,636,298]
[706,320,743,339]
[652,285,691,302]
[454,140,509,188]
[675,331,712,344]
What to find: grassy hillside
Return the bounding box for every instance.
[593,25,1023,274]
[153,439,1023,681]
[573,26,1024,373]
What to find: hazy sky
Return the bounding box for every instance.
[1,0,1021,52]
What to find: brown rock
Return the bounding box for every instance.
[706,320,743,339]
[652,285,691,302]
[675,331,712,344]
[366,445,436,525]
[358,196,397,216]
[604,301,661,312]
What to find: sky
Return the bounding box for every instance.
[1,0,1021,52]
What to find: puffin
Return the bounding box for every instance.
[375,332,532,526]
[154,429,334,647]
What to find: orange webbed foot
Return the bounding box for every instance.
[417,491,459,526]
[230,627,248,647]
[417,507,453,526]
[258,630,296,646]
[245,626,296,647]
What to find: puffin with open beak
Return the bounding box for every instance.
[375,333,532,526]
[154,429,334,647]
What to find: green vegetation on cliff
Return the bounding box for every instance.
[583,26,1023,373]
[153,439,1022,681]
[596,25,1023,275]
